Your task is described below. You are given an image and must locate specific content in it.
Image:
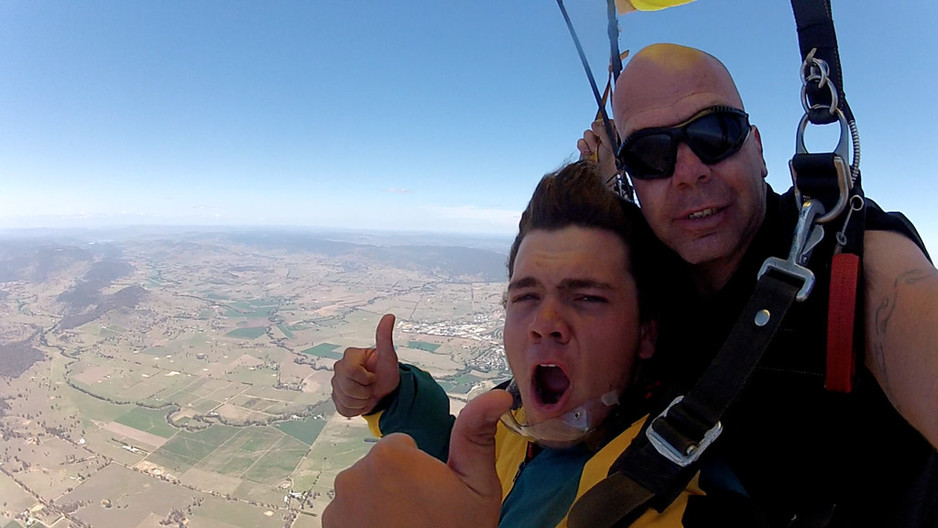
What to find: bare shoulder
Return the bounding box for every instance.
[863,229,938,447]
[864,230,936,340]
[864,230,933,279]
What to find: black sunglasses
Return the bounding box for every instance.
[617,106,751,181]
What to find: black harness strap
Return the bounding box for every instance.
[790,1,866,393]
[790,0,853,125]
[568,269,804,528]
[563,3,867,525]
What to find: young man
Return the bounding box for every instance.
[578,43,938,526]
[324,45,938,527]
[326,160,696,527]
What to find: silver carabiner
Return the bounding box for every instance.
[758,199,825,301]
[791,106,852,224]
[792,49,855,224]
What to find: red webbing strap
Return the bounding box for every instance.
[825,252,860,392]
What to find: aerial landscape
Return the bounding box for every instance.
[0,228,513,528]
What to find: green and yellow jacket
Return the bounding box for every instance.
[364,364,701,527]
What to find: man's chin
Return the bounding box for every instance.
[523,403,567,426]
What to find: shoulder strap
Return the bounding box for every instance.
[568,4,868,525]
[789,0,867,393]
[568,209,821,527]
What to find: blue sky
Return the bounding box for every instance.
[1,1,936,252]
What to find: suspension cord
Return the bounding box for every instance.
[606,0,623,83]
[556,0,632,200]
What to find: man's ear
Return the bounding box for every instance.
[638,319,657,360]
[751,125,768,180]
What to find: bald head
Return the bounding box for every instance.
[610,43,768,292]
[613,43,744,138]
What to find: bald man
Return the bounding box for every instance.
[578,43,938,526]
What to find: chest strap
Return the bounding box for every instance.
[568,200,823,528]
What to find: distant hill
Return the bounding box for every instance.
[213,231,510,282]
[355,244,508,282]
[0,241,95,282]
[0,226,512,287]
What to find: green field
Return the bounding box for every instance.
[222,299,282,319]
[64,383,133,421]
[408,340,441,352]
[275,415,327,445]
[241,435,309,484]
[149,424,241,472]
[183,424,241,445]
[146,423,310,486]
[229,395,302,415]
[156,376,211,406]
[226,327,268,339]
[439,373,485,394]
[277,323,295,339]
[140,345,181,356]
[188,398,222,414]
[98,325,123,337]
[198,427,282,477]
[300,343,342,359]
[115,406,177,438]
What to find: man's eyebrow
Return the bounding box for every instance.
[507,277,539,291]
[558,278,615,291]
[507,277,615,291]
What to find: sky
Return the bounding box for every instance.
[1,1,936,252]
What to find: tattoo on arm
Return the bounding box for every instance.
[872,268,937,399]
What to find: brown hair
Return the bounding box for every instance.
[507,160,657,318]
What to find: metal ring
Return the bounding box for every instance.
[800,50,839,117]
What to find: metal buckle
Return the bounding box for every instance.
[792,50,854,224]
[790,107,852,224]
[645,396,722,468]
[758,199,824,301]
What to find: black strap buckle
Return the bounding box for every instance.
[645,396,722,468]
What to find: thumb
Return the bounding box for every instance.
[365,314,401,401]
[368,313,399,373]
[447,390,514,498]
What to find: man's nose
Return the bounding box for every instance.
[529,298,570,343]
[671,142,711,186]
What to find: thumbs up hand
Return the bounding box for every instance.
[322,389,513,528]
[331,313,402,417]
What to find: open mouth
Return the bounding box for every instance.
[534,364,570,406]
[687,207,718,220]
